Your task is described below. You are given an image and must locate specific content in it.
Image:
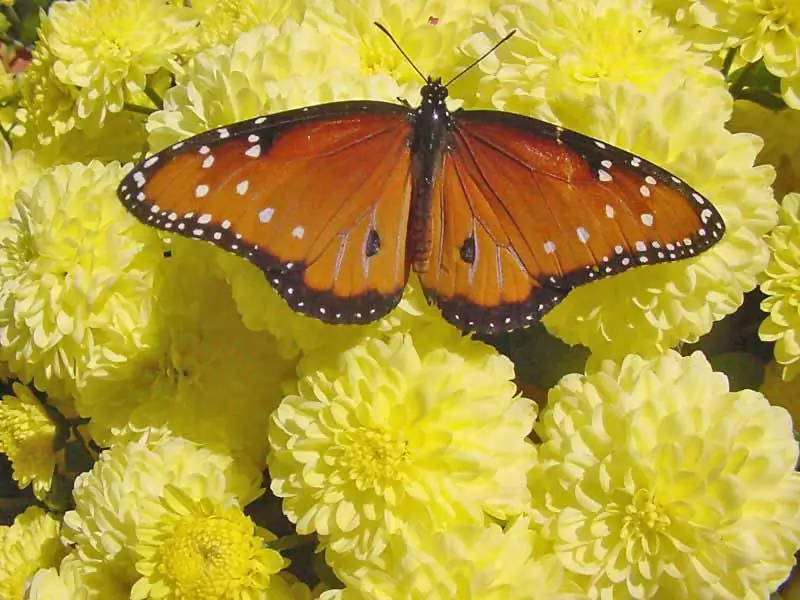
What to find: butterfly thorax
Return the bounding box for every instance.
[408,77,452,273]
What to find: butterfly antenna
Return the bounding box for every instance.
[444,30,516,87]
[374,22,427,83]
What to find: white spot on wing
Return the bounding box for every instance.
[292,226,305,239]
[259,208,274,223]
[143,156,159,168]
[197,213,212,224]
[202,155,214,169]
[605,204,614,218]
[544,241,556,254]
[641,213,654,226]
[598,169,612,182]
[639,185,651,197]
[577,227,590,243]
[236,180,249,195]
[195,184,209,198]
[245,145,261,158]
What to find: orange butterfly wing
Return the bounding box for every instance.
[120,104,414,323]
[418,112,725,333]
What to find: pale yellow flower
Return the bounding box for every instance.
[0,507,66,599]
[0,161,163,398]
[0,382,57,499]
[532,351,800,598]
[325,518,584,600]
[760,193,800,380]
[131,486,288,600]
[269,332,536,561]
[62,430,263,599]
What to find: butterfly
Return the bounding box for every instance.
[117,25,725,334]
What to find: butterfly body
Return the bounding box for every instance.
[407,77,451,270]
[118,76,725,334]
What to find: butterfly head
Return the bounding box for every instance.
[420,77,448,108]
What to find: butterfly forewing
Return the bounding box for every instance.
[119,102,415,323]
[416,111,725,333]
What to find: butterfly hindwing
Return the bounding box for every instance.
[119,102,414,323]
[418,110,725,333]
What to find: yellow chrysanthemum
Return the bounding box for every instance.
[0,382,57,499]
[26,553,91,600]
[305,0,490,99]
[41,0,197,124]
[12,37,150,164]
[268,332,536,561]
[191,0,304,49]
[531,351,800,598]
[654,0,800,107]
[324,517,583,600]
[0,139,42,219]
[131,486,287,600]
[760,193,800,380]
[12,42,79,145]
[0,161,163,399]
[62,429,263,599]
[729,100,800,200]
[470,0,726,119]
[0,506,66,600]
[77,238,294,468]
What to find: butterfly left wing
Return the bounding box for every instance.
[118,103,414,324]
[418,110,725,333]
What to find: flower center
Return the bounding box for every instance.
[340,428,409,489]
[160,515,253,597]
[618,489,670,553]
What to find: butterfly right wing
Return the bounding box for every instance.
[118,102,414,324]
[418,111,724,334]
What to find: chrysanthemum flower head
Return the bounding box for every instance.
[531,350,800,598]
[470,0,725,119]
[268,332,536,561]
[306,0,489,97]
[0,382,57,499]
[63,429,263,597]
[41,0,197,124]
[0,161,164,398]
[12,42,79,146]
[77,238,294,468]
[325,517,584,600]
[654,0,800,107]
[759,193,800,380]
[131,486,288,600]
[0,139,42,219]
[26,553,91,600]
[0,506,66,599]
[191,0,304,49]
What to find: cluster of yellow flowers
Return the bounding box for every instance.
[0,0,798,598]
